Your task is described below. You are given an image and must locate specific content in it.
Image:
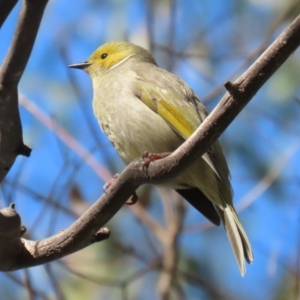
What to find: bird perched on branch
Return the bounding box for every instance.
[69,41,253,275]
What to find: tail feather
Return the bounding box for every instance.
[219,206,253,276]
[230,207,254,264]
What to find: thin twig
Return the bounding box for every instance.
[158,193,185,300]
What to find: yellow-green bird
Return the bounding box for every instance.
[69,41,253,275]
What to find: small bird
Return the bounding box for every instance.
[69,41,253,275]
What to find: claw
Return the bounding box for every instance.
[103,173,119,193]
[142,151,171,171]
[103,174,139,206]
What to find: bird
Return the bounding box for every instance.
[69,41,253,275]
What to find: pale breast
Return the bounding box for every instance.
[92,77,183,164]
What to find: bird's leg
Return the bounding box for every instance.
[142,151,171,171]
[103,173,139,205]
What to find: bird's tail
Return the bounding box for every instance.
[218,206,254,276]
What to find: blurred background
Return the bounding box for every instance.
[1,0,300,299]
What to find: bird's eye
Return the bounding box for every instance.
[101,53,108,59]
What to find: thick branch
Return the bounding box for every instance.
[0,0,48,85]
[1,15,300,271]
[0,0,18,28]
[0,0,48,182]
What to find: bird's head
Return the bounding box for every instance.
[69,41,156,76]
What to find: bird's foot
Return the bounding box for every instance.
[103,173,139,205]
[103,173,119,193]
[142,151,171,171]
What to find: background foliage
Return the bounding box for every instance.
[1,0,300,299]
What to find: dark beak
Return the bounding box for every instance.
[68,61,91,69]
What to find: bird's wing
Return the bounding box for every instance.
[134,82,197,139]
[134,76,203,137]
[134,79,221,177]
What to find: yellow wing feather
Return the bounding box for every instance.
[136,83,199,140]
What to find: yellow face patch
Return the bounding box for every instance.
[88,42,137,70]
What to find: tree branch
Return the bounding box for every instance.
[0,0,18,28]
[0,14,299,271]
[157,194,185,299]
[0,0,48,183]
